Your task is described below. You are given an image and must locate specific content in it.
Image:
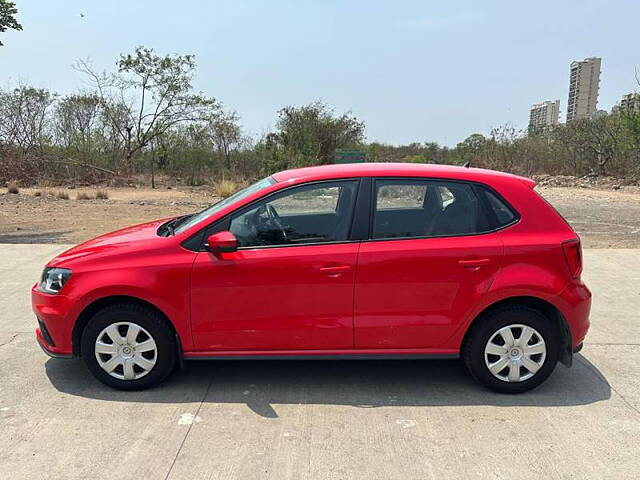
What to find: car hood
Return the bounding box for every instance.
[48,218,172,267]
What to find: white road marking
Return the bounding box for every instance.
[178,413,203,425]
[396,419,417,428]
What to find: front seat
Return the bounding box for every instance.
[330,187,354,240]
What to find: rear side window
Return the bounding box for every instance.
[484,189,517,227]
[372,179,490,239]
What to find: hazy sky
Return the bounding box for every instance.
[1,0,639,146]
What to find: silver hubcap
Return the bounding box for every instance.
[94,322,157,381]
[484,324,546,383]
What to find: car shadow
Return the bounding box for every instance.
[45,354,611,418]
[0,230,72,244]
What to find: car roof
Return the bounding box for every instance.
[272,162,534,187]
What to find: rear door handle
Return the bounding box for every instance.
[458,258,491,268]
[318,265,352,274]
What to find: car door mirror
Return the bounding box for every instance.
[205,231,238,253]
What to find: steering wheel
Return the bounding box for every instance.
[266,204,287,241]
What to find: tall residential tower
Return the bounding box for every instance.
[566,57,601,121]
[529,100,560,131]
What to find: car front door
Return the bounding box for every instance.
[190,179,360,352]
[354,178,504,350]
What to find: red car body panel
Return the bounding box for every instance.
[32,163,591,361]
[34,219,196,353]
[190,243,358,351]
[354,232,504,349]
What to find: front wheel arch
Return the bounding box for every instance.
[461,296,572,367]
[72,295,178,357]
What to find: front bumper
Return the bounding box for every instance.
[36,327,74,358]
[32,283,74,356]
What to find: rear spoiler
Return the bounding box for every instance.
[518,177,536,189]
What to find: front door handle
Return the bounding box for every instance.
[458,258,491,268]
[318,265,352,274]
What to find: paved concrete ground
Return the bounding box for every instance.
[0,245,638,479]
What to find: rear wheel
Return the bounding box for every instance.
[463,306,559,393]
[80,303,176,390]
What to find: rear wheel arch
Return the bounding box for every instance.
[461,296,572,367]
[72,295,178,357]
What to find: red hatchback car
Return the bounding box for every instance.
[33,163,591,393]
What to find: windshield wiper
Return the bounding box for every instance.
[159,214,194,236]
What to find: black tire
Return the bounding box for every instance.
[80,303,177,390]
[463,306,559,394]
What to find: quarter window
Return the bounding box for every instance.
[484,189,517,226]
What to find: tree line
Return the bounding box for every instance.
[1,45,639,187]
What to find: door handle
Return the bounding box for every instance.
[458,258,491,268]
[318,265,352,274]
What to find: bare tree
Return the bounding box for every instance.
[582,115,624,175]
[76,46,220,173]
[208,110,241,170]
[55,92,102,152]
[0,85,55,152]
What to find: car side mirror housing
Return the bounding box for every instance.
[205,231,238,253]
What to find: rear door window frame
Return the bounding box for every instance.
[366,176,520,242]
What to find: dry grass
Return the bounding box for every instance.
[7,181,19,194]
[215,179,239,198]
[55,191,70,200]
[95,190,109,200]
[76,192,93,200]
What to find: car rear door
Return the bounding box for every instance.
[354,178,504,349]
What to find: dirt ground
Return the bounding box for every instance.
[0,186,216,244]
[0,184,639,248]
[537,186,640,248]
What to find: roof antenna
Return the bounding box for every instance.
[463,160,471,168]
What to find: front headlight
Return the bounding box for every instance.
[38,267,72,294]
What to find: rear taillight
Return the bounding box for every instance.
[562,239,583,278]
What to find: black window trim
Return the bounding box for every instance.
[183,177,364,252]
[365,176,521,243]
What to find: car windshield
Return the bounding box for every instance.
[173,177,276,234]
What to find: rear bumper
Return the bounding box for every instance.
[557,279,592,349]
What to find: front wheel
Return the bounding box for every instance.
[463,306,559,393]
[80,303,177,390]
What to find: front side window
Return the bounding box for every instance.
[230,180,358,248]
[372,179,488,239]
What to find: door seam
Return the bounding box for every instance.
[351,242,362,348]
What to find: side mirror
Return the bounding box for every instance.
[205,231,238,253]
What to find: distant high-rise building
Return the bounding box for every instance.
[566,57,601,121]
[529,100,560,131]
[612,92,640,113]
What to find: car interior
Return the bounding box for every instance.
[229,181,358,247]
[372,181,484,239]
